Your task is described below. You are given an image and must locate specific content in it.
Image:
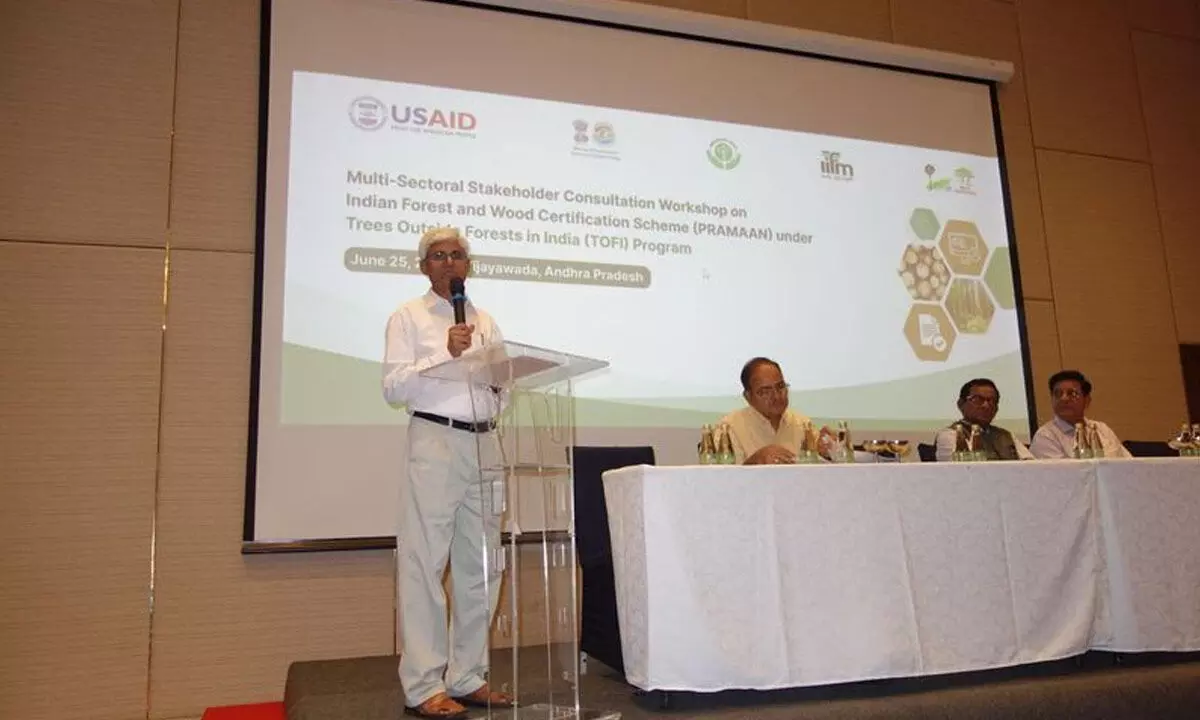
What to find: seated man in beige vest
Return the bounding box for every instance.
[720,357,824,464]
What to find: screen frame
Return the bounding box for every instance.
[242,0,1036,553]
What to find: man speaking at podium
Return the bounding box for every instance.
[382,226,515,719]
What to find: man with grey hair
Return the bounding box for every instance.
[383,226,513,719]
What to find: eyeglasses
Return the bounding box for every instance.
[752,382,789,398]
[427,250,468,263]
[965,394,999,407]
[1053,389,1084,400]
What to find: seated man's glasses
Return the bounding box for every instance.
[753,382,789,398]
[966,394,999,407]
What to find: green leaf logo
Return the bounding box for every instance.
[707,139,741,170]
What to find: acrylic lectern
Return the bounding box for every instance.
[419,340,616,720]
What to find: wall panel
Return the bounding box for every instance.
[0,242,164,720]
[169,0,261,253]
[1018,0,1149,161]
[148,249,395,718]
[1037,150,1185,438]
[749,0,892,41]
[0,1,177,246]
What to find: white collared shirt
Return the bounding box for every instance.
[719,406,812,464]
[382,290,504,423]
[1030,415,1132,459]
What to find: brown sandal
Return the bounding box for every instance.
[404,692,469,719]
[452,684,516,709]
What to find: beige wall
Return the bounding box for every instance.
[2,0,1198,718]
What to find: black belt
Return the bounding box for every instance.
[412,411,495,434]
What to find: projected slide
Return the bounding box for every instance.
[248,0,1030,543]
[279,71,1026,432]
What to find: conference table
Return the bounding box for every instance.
[601,458,1200,692]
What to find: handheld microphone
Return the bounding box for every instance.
[449,277,467,325]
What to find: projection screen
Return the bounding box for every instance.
[246,0,1033,547]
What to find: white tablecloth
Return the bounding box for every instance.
[602,459,1200,692]
[1093,458,1200,652]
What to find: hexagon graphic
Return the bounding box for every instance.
[909,208,940,241]
[945,278,996,334]
[904,303,956,362]
[898,244,952,302]
[938,220,989,276]
[984,247,1015,309]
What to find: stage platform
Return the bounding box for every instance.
[284,646,1200,720]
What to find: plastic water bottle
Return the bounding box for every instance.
[717,423,736,465]
[698,425,716,465]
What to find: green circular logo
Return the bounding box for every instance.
[707,139,741,170]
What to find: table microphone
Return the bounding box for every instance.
[450,277,467,325]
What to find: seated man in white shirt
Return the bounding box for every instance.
[720,357,823,464]
[1030,369,1132,459]
[933,378,1034,461]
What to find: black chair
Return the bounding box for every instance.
[1123,440,1176,458]
[570,445,656,677]
[918,442,937,462]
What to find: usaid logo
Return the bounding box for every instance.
[348,96,387,131]
[392,105,477,131]
[349,96,478,135]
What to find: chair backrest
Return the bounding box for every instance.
[571,445,655,566]
[918,442,937,462]
[1123,440,1176,458]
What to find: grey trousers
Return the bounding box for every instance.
[397,417,504,707]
